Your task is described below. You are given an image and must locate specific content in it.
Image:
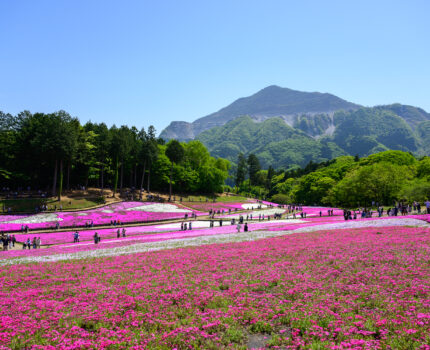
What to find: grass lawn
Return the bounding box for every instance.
[0,197,105,213]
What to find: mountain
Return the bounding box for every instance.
[160,85,430,169]
[198,106,430,169]
[198,116,346,169]
[160,85,360,140]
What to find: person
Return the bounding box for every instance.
[189,222,192,230]
[37,237,41,248]
[181,222,184,231]
[184,223,187,230]
[117,228,121,238]
[32,237,37,249]
[426,200,430,214]
[122,228,126,237]
[236,223,241,232]
[26,238,31,249]
[244,222,248,232]
[12,235,16,247]
[94,232,99,244]
[219,219,223,227]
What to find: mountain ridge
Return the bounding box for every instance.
[160,85,360,140]
[159,85,430,169]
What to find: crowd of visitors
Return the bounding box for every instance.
[1,234,16,250]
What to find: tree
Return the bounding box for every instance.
[328,162,412,207]
[267,165,275,190]
[165,139,184,200]
[399,178,430,202]
[109,126,132,197]
[294,172,336,205]
[88,122,110,195]
[140,126,159,195]
[247,154,261,186]
[235,153,247,187]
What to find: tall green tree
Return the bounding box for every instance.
[247,153,261,186]
[267,165,275,190]
[165,139,184,200]
[145,126,159,194]
[235,153,247,187]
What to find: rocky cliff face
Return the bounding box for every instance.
[159,121,195,141]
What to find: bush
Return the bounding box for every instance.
[271,193,290,204]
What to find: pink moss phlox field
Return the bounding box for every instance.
[0,202,202,231]
[1,226,430,348]
[0,219,306,259]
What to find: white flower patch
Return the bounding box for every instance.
[101,209,115,213]
[4,213,62,224]
[291,218,430,233]
[263,219,308,224]
[77,213,88,216]
[242,203,267,210]
[228,208,285,219]
[154,221,216,230]
[126,203,192,213]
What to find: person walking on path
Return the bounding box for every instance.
[236,223,241,232]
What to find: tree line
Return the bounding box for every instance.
[0,111,230,199]
[233,150,430,207]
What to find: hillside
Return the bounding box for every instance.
[198,107,429,169]
[160,85,360,140]
[198,116,346,169]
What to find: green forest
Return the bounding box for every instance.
[232,150,430,207]
[198,105,430,169]
[0,111,230,198]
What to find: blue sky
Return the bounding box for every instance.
[1,0,429,134]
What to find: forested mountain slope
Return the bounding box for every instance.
[161,86,430,169]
